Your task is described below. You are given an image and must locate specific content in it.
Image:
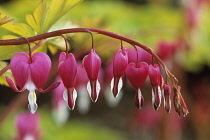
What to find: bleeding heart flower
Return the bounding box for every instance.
[83,48,102,102]
[163,83,171,113]
[149,64,163,110]
[58,52,77,110]
[111,48,128,97]
[6,52,60,114]
[14,112,41,140]
[125,62,149,109]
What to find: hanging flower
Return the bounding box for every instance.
[163,83,172,113]
[6,52,60,114]
[58,52,77,110]
[112,48,128,97]
[125,62,149,109]
[149,64,163,110]
[14,112,41,140]
[83,48,102,102]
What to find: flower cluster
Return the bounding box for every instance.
[6,39,188,117]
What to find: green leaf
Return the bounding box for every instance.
[0,61,12,86]
[45,0,83,31]
[26,0,48,34]
[0,13,13,26]
[1,23,35,37]
[0,45,28,60]
[0,35,28,60]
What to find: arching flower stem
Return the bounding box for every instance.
[0,28,180,98]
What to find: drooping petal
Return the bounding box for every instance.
[5,77,25,92]
[30,52,51,89]
[38,82,60,92]
[9,52,30,90]
[58,52,77,88]
[125,62,149,88]
[83,48,101,80]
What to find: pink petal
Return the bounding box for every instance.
[38,82,60,93]
[10,52,30,90]
[83,49,101,80]
[30,52,51,89]
[113,48,128,77]
[149,64,161,86]
[125,62,149,88]
[6,77,25,92]
[58,53,77,88]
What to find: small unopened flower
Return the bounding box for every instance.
[112,48,128,97]
[149,64,163,110]
[6,52,60,114]
[14,112,40,140]
[58,52,77,110]
[125,62,149,109]
[163,83,171,113]
[83,48,102,102]
[173,86,189,117]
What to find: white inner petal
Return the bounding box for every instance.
[110,77,123,97]
[73,89,77,105]
[28,90,38,114]
[157,86,162,108]
[104,86,123,108]
[87,81,91,98]
[137,88,142,108]
[23,134,35,140]
[152,88,155,105]
[86,80,101,102]
[78,86,90,114]
[96,80,101,100]
[63,89,68,102]
[25,80,36,91]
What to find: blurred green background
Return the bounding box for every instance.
[1,0,210,140]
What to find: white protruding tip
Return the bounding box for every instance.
[28,90,38,114]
